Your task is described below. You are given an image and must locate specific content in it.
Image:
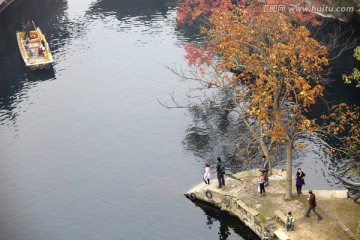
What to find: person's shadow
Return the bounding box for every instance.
[218,222,230,240]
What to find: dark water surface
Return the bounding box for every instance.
[0,0,358,240]
[0,0,259,239]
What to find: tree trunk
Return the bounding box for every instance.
[285,140,293,200]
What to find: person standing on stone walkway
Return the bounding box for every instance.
[203,164,211,185]
[305,190,323,220]
[296,168,306,196]
[261,155,269,186]
[258,169,266,197]
[216,157,225,188]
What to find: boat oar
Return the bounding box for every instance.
[32,21,36,30]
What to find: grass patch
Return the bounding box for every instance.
[320,198,360,233]
[347,162,360,177]
[258,211,267,223]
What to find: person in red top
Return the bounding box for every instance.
[38,45,44,56]
[305,190,323,220]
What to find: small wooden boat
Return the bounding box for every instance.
[16,22,54,70]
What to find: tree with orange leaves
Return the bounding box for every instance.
[300,45,360,197]
[320,104,359,160]
[318,103,360,198]
[173,5,329,200]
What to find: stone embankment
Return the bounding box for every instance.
[185,169,360,240]
[0,0,16,13]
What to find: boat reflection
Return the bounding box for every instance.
[24,66,56,82]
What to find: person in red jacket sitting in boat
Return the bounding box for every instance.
[38,45,45,56]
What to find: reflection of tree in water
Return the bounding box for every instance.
[195,201,260,240]
[182,96,266,173]
[181,89,356,190]
[183,100,232,158]
[87,0,177,21]
[86,0,197,46]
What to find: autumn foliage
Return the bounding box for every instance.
[186,8,328,145]
[177,0,322,27]
[175,0,331,199]
[320,103,360,163]
[343,46,360,88]
[176,0,233,26]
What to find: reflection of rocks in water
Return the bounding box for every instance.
[87,0,177,21]
[183,98,287,174]
[218,110,230,133]
[183,101,246,172]
[183,126,210,157]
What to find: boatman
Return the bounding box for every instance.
[22,20,32,39]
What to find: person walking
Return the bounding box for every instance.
[261,155,269,186]
[216,157,225,188]
[258,169,265,196]
[305,190,323,220]
[203,164,211,185]
[296,168,306,196]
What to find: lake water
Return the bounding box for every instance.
[0,0,358,240]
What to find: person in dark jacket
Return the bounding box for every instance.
[216,157,225,188]
[296,168,306,196]
[261,155,269,186]
[305,190,322,220]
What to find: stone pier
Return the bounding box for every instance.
[185,169,359,240]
